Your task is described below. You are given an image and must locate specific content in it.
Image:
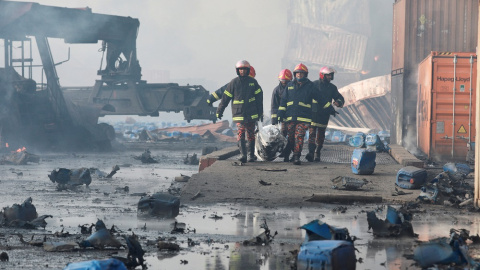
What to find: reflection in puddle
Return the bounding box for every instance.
[6,151,477,269]
[137,204,479,270]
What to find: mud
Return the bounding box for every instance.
[0,144,478,269]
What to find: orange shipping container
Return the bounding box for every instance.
[417,52,476,161]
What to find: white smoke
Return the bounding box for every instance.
[4,0,288,122]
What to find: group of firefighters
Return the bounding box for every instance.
[208,60,344,165]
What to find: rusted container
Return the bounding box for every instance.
[391,0,478,146]
[392,0,478,71]
[417,52,477,161]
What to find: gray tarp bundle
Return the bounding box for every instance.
[137,192,180,218]
[254,124,286,161]
[48,168,92,187]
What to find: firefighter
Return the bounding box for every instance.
[271,69,293,127]
[277,63,331,165]
[216,60,263,163]
[271,69,292,159]
[306,66,344,162]
[207,66,256,106]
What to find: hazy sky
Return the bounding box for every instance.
[4,0,288,122]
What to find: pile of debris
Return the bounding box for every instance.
[417,163,474,207]
[0,197,52,229]
[0,149,39,165]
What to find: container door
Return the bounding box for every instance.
[431,53,476,161]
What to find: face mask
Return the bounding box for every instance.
[297,77,307,83]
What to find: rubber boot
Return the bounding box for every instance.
[293,153,301,165]
[305,143,316,162]
[248,142,257,162]
[283,142,292,162]
[238,140,247,163]
[314,146,321,162]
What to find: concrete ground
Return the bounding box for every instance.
[181,143,447,207]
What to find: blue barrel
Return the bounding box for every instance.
[351,148,376,175]
[396,166,427,189]
[171,131,181,137]
[64,258,127,270]
[297,240,356,270]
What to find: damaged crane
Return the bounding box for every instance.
[0,1,216,151]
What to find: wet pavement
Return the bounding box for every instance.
[0,145,478,269]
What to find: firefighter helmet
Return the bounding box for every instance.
[235,60,251,76]
[319,66,336,80]
[293,63,308,82]
[293,63,308,76]
[278,69,292,81]
[249,66,256,78]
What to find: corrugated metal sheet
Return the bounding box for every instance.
[287,0,372,36]
[283,24,367,72]
[329,75,391,131]
[392,0,478,71]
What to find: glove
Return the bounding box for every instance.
[271,118,278,125]
[216,112,223,120]
[207,100,213,107]
[330,108,339,117]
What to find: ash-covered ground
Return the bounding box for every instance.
[0,143,479,270]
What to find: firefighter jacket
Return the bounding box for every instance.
[216,76,263,123]
[207,83,228,105]
[277,79,329,124]
[311,80,344,127]
[270,82,288,125]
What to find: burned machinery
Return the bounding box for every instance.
[0,1,216,151]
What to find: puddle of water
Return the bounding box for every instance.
[0,150,478,269]
[137,204,480,270]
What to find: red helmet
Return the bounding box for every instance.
[293,63,308,77]
[249,66,256,78]
[278,69,292,81]
[319,66,336,80]
[235,60,251,76]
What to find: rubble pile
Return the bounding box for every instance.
[417,167,474,207]
[0,197,52,229]
[0,150,40,165]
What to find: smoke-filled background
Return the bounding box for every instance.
[2,0,289,121]
[1,0,394,124]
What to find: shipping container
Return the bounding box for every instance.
[391,0,478,146]
[417,52,476,161]
[392,0,478,71]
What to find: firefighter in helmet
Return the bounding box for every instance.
[306,66,344,162]
[216,60,263,163]
[271,69,292,140]
[207,66,256,106]
[277,63,331,165]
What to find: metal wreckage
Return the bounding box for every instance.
[0,1,216,152]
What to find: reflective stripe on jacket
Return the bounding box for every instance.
[216,76,263,123]
[311,80,344,126]
[277,79,328,124]
[207,83,228,105]
[270,82,287,122]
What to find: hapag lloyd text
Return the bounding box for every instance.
[437,76,470,83]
